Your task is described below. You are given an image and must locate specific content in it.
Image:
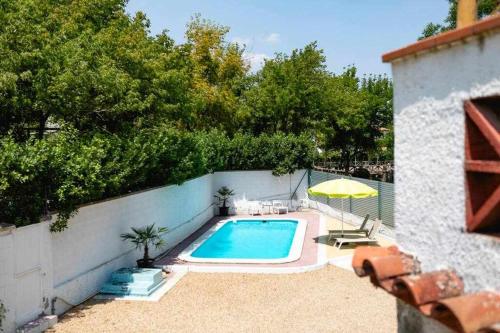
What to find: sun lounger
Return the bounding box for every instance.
[332,219,382,249]
[328,214,370,242]
[272,200,288,214]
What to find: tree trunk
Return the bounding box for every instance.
[344,150,351,175]
[37,113,47,139]
[143,243,149,262]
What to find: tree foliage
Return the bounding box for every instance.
[0,1,393,230]
[0,128,315,230]
[185,15,248,133]
[317,67,393,171]
[239,42,327,134]
[239,44,392,169]
[0,0,193,137]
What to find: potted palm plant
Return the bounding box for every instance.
[214,186,234,216]
[121,224,168,268]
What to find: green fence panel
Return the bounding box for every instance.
[379,180,395,228]
[309,170,395,228]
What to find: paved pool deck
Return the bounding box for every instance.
[155,212,323,273]
[155,210,395,273]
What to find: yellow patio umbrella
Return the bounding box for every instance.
[307,178,378,235]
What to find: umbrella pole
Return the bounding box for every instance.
[341,198,344,236]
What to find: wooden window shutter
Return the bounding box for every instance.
[464,97,500,234]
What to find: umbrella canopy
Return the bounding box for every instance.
[307,178,378,236]
[307,178,378,199]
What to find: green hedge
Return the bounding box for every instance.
[0,129,314,231]
[198,131,315,175]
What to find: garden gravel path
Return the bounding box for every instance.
[49,266,396,333]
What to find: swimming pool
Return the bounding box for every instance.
[179,218,307,264]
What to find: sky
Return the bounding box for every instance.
[126,0,450,76]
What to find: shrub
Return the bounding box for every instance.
[0,128,315,230]
[225,132,315,175]
[198,131,315,175]
[196,130,230,173]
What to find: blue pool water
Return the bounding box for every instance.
[191,220,298,259]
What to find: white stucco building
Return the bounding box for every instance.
[384,13,500,333]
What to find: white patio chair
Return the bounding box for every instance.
[232,199,249,215]
[248,201,263,215]
[295,198,309,211]
[272,200,288,214]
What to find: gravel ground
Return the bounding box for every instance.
[49,266,397,333]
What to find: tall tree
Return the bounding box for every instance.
[184,15,248,133]
[0,0,190,138]
[319,67,393,171]
[239,42,327,135]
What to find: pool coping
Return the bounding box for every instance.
[178,217,308,264]
[157,213,329,274]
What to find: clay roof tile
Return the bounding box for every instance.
[392,270,464,315]
[382,14,500,63]
[431,292,500,333]
[352,246,500,333]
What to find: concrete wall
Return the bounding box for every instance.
[51,174,214,315]
[0,224,53,333]
[391,28,500,332]
[397,302,454,333]
[213,170,309,209]
[0,170,305,332]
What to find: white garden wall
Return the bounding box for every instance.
[51,173,214,316]
[213,170,309,211]
[0,223,53,333]
[0,170,306,332]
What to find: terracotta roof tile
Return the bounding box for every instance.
[352,246,500,333]
[362,253,421,291]
[351,245,400,277]
[393,270,464,315]
[431,292,500,333]
[477,323,500,333]
[382,14,500,63]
